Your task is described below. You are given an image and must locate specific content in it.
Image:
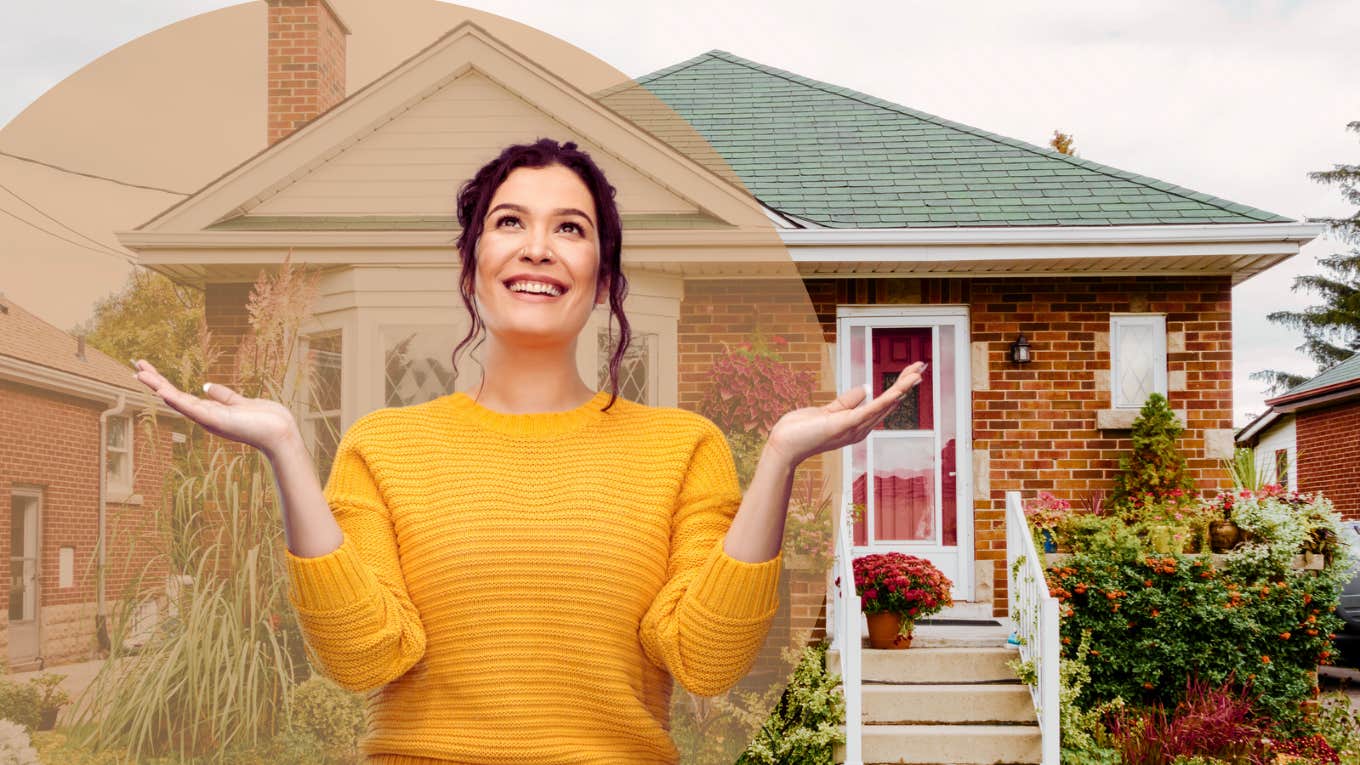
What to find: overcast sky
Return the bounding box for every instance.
[2,0,1357,427]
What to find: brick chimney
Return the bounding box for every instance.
[267,0,350,145]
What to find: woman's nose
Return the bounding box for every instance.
[521,227,554,261]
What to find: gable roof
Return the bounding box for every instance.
[124,23,769,240]
[0,293,144,395]
[597,50,1294,229]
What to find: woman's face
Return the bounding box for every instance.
[473,163,607,349]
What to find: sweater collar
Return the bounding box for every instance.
[445,389,613,438]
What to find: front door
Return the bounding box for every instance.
[8,490,41,667]
[838,307,973,601]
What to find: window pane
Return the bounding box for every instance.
[1117,323,1156,407]
[869,436,936,542]
[106,453,127,486]
[315,415,340,483]
[305,333,342,412]
[383,327,456,407]
[107,417,127,450]
[599,329,653,405]
[870,327,932,431]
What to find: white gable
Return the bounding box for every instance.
[249,69,700,218]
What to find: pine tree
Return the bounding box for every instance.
[1110,393,1195,509]
[1252,120,1360,394]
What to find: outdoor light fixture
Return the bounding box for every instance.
[1009,333,1032,364]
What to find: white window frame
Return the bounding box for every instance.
[299,330,343,480]
[1110,313,1168,409]
[106,414,133,495]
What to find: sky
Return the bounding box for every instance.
[1,0,1357,426]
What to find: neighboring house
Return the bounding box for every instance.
[111,0,1323,639]
[0,293,184,670]
[1237,351,1360,519]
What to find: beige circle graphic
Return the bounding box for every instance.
[0,2,953,764]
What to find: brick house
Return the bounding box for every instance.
[1236,351,1360,519]
[0,293,183,670]
[115,0,1320,642]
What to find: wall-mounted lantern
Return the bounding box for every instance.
[1009,333,1032,364]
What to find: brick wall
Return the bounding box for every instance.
[267,0,348,146]
[0,382,178,666]
[678,278,831,650]
[679,275,1236,623]
[1296,399,1360,520]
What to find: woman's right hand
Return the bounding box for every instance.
[132,359,299,458]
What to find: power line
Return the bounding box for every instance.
[0,204,137,266]
[0,149,190,196]
[0,181,133,259]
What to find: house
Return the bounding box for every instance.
[111,0,1322,640]
[1236,350,1360,518]
[0,293,184,670]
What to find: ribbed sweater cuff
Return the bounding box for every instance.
[285,533,379,612]
[689,539,782,619]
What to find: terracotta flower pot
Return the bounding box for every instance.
[865,612,913,649]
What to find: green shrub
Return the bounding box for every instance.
[1048,551,1344,725]
[1110,393,1195,511]
[0,681,41,734]
[286,674,364,759]
[737,642,845,765]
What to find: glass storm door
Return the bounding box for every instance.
[839,309,972,601]
[8,491,40,666]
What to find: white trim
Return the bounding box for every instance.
[1110,314,1168,409]
[1236,408,1283,444]
[780,222,1323,246]
[839,305,969,318]
[1269,385,1360,414]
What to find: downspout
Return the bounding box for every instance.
[96,392,129,653]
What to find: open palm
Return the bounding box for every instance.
[766,361,927,467]
[131,359,297,456]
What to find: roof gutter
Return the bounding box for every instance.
[1264,379,1360,413]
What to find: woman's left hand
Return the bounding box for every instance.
[764,361,927,468]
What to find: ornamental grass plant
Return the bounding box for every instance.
[62,256,345,763]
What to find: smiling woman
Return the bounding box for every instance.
[131,137,925,764]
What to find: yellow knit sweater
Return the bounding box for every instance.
[284,389,783,764]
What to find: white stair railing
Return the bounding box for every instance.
[1005,490,1061,765]
[831,489,863,764]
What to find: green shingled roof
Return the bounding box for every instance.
[1277,350,1360,399]
[595,51,1294,229]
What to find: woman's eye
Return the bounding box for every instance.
[495,215,520,228]
[560,222,584,235]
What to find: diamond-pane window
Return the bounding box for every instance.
[598,328,655,405]
[301,331,342,482]
[1111,315,1167,409]
[383,326,458,407]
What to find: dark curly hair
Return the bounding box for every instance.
[451,138,630,412]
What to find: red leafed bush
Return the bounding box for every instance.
[1107,675,1271,765]
[697,344,815,437]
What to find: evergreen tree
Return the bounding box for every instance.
[1252,120,1360,394]
[1110,393,1195,508]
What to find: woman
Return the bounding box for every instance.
[132,138,925,764]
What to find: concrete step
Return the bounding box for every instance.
[833,724,1042,765]
[858,683,1036,725]
[826,646,1022,684]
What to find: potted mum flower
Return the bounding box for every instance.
[1024,491,1071,552]
[852,552,953,649]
